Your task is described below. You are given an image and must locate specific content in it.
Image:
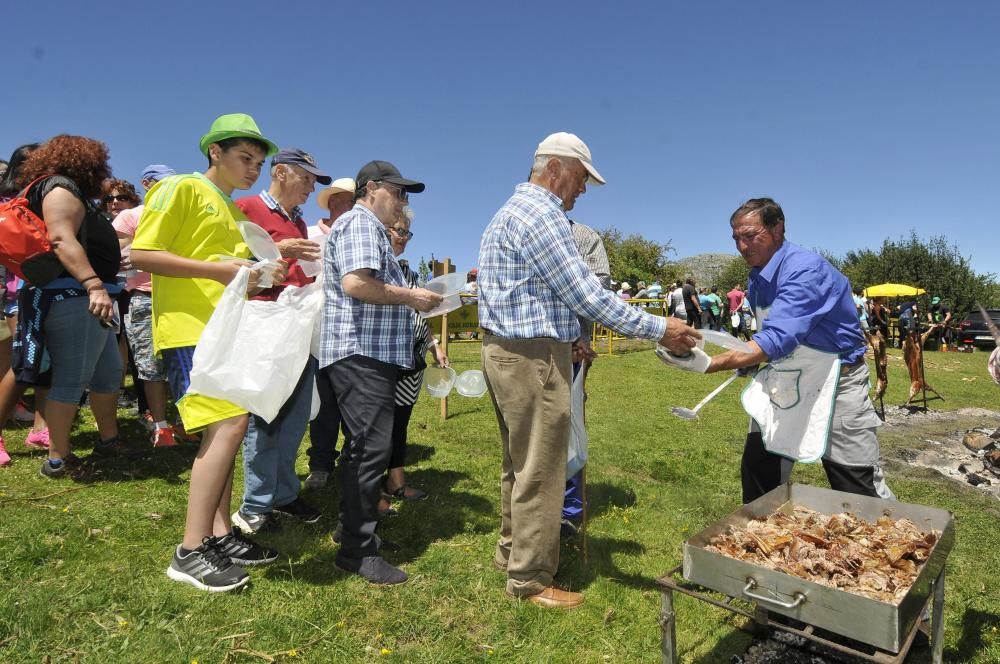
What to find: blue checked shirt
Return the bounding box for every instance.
[259,190,303,222]
[478,183,667,342]
[318,204,413,368]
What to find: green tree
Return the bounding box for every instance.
[597,227,678,286]
[838,232,997,316]
[715,256,751,294]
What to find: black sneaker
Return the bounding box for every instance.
[166,539,249,592]
[274,497,321,523]
[212,527,279,566]
[40,458,67,479]
[335,554,408,585]
[560,519,581,540]
[92,437,141,459]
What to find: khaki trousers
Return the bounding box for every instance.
[482,335,572,597]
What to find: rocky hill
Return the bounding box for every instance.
[673,253,738,288]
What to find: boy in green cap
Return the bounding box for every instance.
[132,113,288,592]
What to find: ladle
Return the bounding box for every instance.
[671,373,739,421]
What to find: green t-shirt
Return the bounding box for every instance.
[132,173,250,351]
[706,293,723,316]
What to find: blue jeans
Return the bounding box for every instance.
[44,296,121,403]
[240,357,316,514]
[562,362,584,522]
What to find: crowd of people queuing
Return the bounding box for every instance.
[0,117,895,610]
[0,114,446,592]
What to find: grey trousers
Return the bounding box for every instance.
[482,335,572,597]
[742,361,894,503]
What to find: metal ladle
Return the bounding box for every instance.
[671,373,739,420]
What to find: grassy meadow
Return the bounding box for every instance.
[1,340,998,663]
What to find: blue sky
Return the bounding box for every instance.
[5,1,999,279]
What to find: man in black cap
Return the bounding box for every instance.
[318,160,442,584]
[232,148,332,536]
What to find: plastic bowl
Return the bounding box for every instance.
[424,366,457,397]
[425,272,467,296]
[454,369,487,398]
[700,330,754,353]
[420,292,463,319]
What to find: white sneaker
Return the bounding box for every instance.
[304,470,329,490]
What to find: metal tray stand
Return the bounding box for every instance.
[657,483,954,663]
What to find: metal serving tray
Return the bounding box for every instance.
[682,483,955,653]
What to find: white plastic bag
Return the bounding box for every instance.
[189,266,323,422]
[566,368,588,478]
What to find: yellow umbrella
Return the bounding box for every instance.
[863,283,926,298]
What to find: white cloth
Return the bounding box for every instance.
[741,344,840,463]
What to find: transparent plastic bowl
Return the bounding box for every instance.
[424,366,457,397]
[454,369,487,398]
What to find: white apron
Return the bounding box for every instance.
[740,305,841,463]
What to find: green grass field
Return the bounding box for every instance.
[1,342,998,663]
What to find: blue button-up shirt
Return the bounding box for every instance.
[478,183,666,342]
[318,204,413,369]
[259,190,303,222]
[749,240,866,364]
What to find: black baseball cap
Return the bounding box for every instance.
[272,148,332,185]
[355,160,425,193]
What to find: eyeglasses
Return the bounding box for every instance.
[378,181,408,202]
[103,194,132,204]
[391,227,413,240]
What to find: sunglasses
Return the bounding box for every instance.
[103,194,132,204]
[391,227,413,240]
[378,181,408,202]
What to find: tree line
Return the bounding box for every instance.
[597,227,998,316]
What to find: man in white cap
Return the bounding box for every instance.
[316,177,356,234]
[478,132,699,609]
[305,176,358,489]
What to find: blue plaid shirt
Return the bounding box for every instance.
[478,183,667,342]
[318,204,413,368]
[259,190,303,222]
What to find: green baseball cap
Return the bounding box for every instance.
[198,113,278,157]
[931,296,941,304]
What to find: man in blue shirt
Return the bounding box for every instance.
[704,198,893,503]
[479,132,699,609]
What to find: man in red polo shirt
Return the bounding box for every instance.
[232,148,332,535]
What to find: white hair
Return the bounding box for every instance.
[530,154,575,177]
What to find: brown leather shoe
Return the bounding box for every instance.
[506,586,584,609]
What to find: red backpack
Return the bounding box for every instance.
[0,175,66,286]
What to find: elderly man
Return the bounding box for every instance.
[479,132,698,609]
[232,148,332,534]
[319,160,441,584]
[316,177,356,233]
[702,198,893,503]
[305,176,356,490]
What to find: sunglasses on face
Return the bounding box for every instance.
[378,181,408,202]
[103,194,132,204]
[391,227,413,240]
